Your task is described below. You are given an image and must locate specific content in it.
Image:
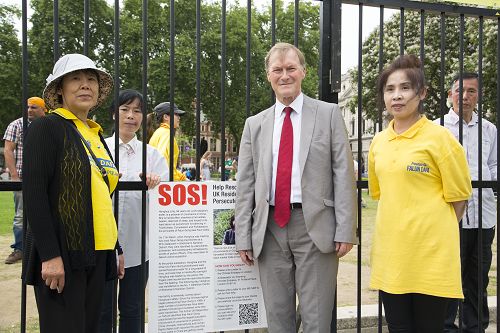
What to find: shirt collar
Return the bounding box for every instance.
[447,108,478,126]
[53,107,103,134]
[109,134,139,153]
[274,93,303,118]
[387,115,428,140]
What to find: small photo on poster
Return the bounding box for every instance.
[213,208,235,246]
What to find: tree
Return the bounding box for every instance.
[0,4,22,136]
[15,0,321,142]
[28,0,114,129]
[348,11,498,129]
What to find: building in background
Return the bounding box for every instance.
[338,73,378,176]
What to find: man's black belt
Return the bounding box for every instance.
[270,203,302,209]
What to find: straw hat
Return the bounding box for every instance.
[43,54,113,110]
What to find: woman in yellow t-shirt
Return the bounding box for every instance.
[23,54,124,333]
[368,54,472,332]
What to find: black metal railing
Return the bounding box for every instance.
[1,0,498,332]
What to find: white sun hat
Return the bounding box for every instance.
[43,53,113,110]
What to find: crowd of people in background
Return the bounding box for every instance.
[0,42,496,333]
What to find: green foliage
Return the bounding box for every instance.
[27,0,115,132]
[213,209,234,245]
[1,0,320,142]
[0,5,21,137]
[348,12,498,128]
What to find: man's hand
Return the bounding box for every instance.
[238,250,254,266]
[335,242,354,258]
[41,256,65,293]
[117,254,125,279]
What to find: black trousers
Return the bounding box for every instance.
[34,250,109,333]
[99,261,149,333]
[380,291,449,333]
[444,227,495,333]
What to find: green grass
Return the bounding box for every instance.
[343,190,377,266]
[1,317,39,333]
[0,191,15,236]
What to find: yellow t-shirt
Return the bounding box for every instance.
[368,116,472,298]
[149,123,186,181]
[54,108,119,250]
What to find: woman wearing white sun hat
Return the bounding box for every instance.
[22,53,124,333]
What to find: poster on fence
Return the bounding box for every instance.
[148,181,267,333]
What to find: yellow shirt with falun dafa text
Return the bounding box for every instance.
[368,116,472,298]
[53,108,119,250]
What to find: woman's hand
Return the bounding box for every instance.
[118,254,125,279]
[41,256,65,293]
[139,172,162,189]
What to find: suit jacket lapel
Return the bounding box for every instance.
[299,95,317,178]
[261,106,275,195]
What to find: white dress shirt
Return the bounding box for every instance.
[434,109,497,229]
[105,135,169,268]
[270,93,303,205]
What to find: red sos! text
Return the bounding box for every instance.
[158,184,208,206]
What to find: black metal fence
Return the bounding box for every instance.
[1,0,498,332]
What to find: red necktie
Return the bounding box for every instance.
[274,106,293,228]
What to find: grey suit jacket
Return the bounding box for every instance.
[235,94,357,258]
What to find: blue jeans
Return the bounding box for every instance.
[11,191,23,251]
[99,262,149,333]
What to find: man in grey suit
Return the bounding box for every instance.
[235,42,357,332]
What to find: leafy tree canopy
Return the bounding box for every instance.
[0,5,21,136]
[348,11,497,131]
[1,0,320,147]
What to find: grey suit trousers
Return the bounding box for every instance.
[259,207,338,333]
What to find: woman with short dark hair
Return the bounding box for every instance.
[99,89,167,333]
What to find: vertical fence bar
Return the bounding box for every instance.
[21,0,28,331]
[53,0,59,61]
[399,7,404,55]
[497,17,500,332]
[329,0,341,95]
[477,15,484,329]
[271,0,276,103]
[356,4,363,333]
[419,10,424,64]
[246,0,251,118]
[378,5,383,133]
[112,1,121,331]
[377,6,384,331]
[439,12,446,124]
[271,0,276,46]
[196,0,201,181]
[220,0,227,181]
[141,1,149,332]
[169,0,175,181]
[84,0,90,56]
[294,0,299,47]
[457,14,465,331]
[458,14,464,144]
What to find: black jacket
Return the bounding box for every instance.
[22,114,118,285]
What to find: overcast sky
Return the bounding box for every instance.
[1,0,396,74]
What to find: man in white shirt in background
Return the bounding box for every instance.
[434,72,497,333]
